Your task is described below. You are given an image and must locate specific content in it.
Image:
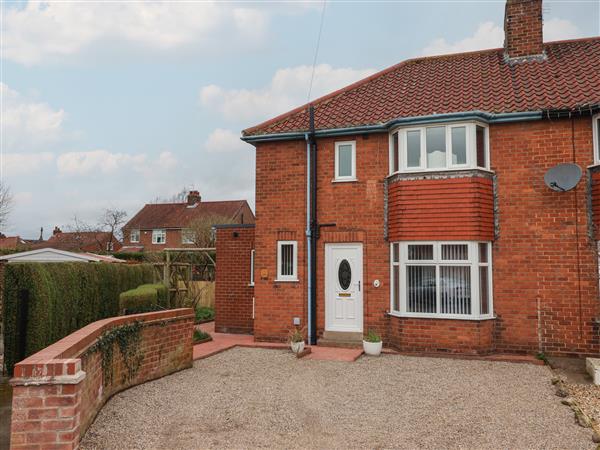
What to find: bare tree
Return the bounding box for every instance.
[99,208,127,249]
[186,213,229,248]
[0,182,13,230]
[151,186,194,204]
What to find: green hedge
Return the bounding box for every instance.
[3,262,154,374]
[119,283,169,314]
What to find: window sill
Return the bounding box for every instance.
[387,311,496,321]
[332,178,357,183]
[274,278,299,283]
[387,167,494,178]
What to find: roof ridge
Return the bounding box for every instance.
[242,35,600,137]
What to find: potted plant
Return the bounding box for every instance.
[289,327,305,354]
[363,329,382,356]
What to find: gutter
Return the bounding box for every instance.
[241,110,543,143]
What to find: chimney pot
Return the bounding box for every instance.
[187,190,201,206]
[53,226,62,235]
[504,0,544,60]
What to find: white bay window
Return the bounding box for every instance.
[390,242,493,319]
[389,122,489,174]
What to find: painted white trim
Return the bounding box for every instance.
[593,114,600,165]
[249,249,255,286]
[152,229,167,245]
[0,248,102,262]
[276,240,298,281]
[389,121,490,175]
[334,140,356,181]
[389,241,494,320]
[325,243,364,333]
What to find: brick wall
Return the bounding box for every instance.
[252,116,600,356]
[590,168,600,239]
[214,226,255,334]
[9,308,193,449]
[388,173,494,241]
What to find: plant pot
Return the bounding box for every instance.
[291,341,305,354]
[363,340,382,356]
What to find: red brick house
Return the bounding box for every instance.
[216,0,600,356]
[122,191,254,252]
[32,227,123,253]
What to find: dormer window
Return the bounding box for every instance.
[389,122,489,174]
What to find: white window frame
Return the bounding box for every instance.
[152,229,167,245]
[250,249,255,286]
[389,241,493,320]
[130,229,140,243]
[389,121,490,174]
[276,240,298,282]
[593,114,600,164]
[181,229,195,245]
[334,141,357,182]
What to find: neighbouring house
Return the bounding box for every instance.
[0,235,28,251]
[216,0,600,356]
[121,190,255,252]
[32,226,123,253]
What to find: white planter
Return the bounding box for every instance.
[363,340,382,356]
[291,341,305,354]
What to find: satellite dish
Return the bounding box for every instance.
[544,163,582,192]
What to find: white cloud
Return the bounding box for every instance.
[2,1,270,65]
[421,18,581,56]
[205,128,250,153]
[1,83,65,150]
[56,149,179,177]
[200,64,376,124]
[2,152,55,175]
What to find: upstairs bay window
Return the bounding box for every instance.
[390,242,493,319]
[389,122,489,174]
[594,114,600,164]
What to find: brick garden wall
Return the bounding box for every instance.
[9,308,193,450]
[214,225,255,334]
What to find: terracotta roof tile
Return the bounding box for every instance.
[123,200,249,230]
[243,38,600,137]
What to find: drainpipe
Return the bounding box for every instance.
[306,106,318,345]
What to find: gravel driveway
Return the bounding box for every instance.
[81,348,593,449]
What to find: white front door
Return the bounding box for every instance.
[325,243,363,332]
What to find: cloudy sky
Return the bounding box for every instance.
[1,0,599,238]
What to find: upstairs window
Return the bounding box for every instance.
[594,115,600,164]
[389,122,490,174]
[181,229,195,245]
[130,229,140,243]
[334,141,356,181]
[276,241,298,281]
[152,229,166,245]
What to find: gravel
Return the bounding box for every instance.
[566,383,600,426]
[80,348,593,450]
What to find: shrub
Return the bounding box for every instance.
[3,262,154,374]
[194,306,214,323]
[364,329,381,343]
[119,283,169,314]
[193,329,211,343]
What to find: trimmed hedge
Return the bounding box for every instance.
[119,283,169,314]
[3,262,154,374]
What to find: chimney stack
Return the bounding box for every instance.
[504,0,544,60]
[187,190,201,206]
[53,226,62,235]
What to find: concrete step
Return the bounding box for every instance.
[319,331,363,349]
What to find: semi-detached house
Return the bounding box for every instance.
[215,0,600,356]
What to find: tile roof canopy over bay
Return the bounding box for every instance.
[242,1,600,140]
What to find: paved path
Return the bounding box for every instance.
[193,322,364,362]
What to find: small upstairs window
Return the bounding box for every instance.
[181,229,195,245]
[130,229,140,243]
[389,122,490,174]
[152,229,166,245]
[334,141,356,181]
